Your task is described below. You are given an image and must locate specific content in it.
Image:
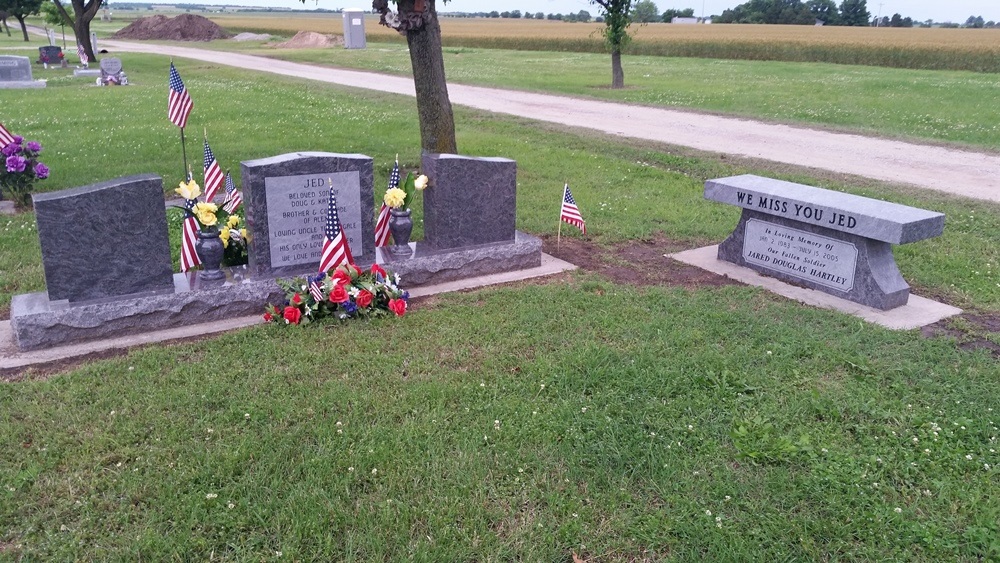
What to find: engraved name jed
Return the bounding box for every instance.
[735,191,858,229]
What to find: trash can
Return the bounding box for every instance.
[342,10,366,49]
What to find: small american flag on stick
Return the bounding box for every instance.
[0,123,15,148]
[308,273,326,302]
[222,172,242,213]
[318,185,355,273]
[180,198,202,272]
[77,43,88,65]
[168,62,193,128]
[202,138,223,203]
[375,155,400,248]
[560,183,586,234]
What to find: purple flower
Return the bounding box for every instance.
[33,162,49,179]
[26,141,41,152]
[342,300,358,315]
[1,144,18,157]
[5,155,26,173]
[12,135,23,144]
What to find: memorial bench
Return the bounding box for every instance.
[705,174,945,310]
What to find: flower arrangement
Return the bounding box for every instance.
[383,172,428,211]
[1,137,49,209]
[175,178,248,267]
[264,263,409,325]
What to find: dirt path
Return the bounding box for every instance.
[105,40,1000,204]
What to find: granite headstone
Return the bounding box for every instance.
[0,56,45,89]
[242,152,374,277]
[32,174,174,302]
[421,153,516,250]
[38,45,62,64]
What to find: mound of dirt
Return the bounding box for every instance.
[274,31,342,49]
[113,14,230,41]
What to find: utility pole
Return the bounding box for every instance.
[876,2,883,26]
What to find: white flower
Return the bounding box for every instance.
[894,507,902,513]
[371,468,377,475]
[206,493,218,499]
[705,510,712,516]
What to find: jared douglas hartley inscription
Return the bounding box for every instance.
[743,219,858,291]
[735,191,858,230]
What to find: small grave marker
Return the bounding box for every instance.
[422,153,516,250]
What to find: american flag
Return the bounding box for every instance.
[318,187,355,273]
[0,123,14,148]
[375,156,399,247]
[560,183,586,234]
[77,43,88,65]
[202,139,223,203]
[308,273,325,302]
[168,62,193,128]
[180,197,202,272]
[222,172,242,213]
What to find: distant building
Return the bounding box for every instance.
[671,17,700,24]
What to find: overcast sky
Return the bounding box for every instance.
[319,1,997,23]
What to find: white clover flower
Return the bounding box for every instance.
[894,507,902,513]
[206,493,218,499]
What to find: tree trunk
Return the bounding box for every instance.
[14,16,28,41]
[610,49,624,89]
[403,2,457,154]
[2,17,11,37]
[74,17,94,61]
[54,0,99,62]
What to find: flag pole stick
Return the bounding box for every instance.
[180,127,188,180]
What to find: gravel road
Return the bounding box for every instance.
[105,40,1000,204]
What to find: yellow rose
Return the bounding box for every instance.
[220,226,231,248]
[414,174,429,191]
[227,215,240,229]
[240,228,248,241]
[384,187,406,209]
[176,179,202,200]
[194,202,218,227]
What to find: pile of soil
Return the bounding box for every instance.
[274,31,342,49]
[113,14,230,41]
[232,32,272,42]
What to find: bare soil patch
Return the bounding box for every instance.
[274,31,343,49]
[113,14,230,41]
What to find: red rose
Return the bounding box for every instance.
[370,264,387,278]
[263,312,273,322]
[331,269,352,286]
[388,298,406,317]
[329,283,350,303]
[283,306,302,325]
[292,293,302,305]
[356,290,374,308]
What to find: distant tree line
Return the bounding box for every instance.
[715,0,871,26]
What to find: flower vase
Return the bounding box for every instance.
[388,208,413,255]
[196,227,226,280]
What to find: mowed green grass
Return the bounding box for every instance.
[1,52,999,560]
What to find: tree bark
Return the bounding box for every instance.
[14,15,27,41]
[402,1,457,154]
[610,49,624,89]
[53,0,99,61]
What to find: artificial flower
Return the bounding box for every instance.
[414,174,428,191]
[227,215,240,229]
[283,306,302,324]
[5,155,26,173]
[32,163,49,179]
[331,269,352,286]
[263,312,273,322]
[176,179,202,200]
[220,227,231,247]
[356,290,374,308]
[384,187,406,209]
[25,141,41,152]
[194,202,218,226]
[388,298,406,317]
[292,293,302,305]
[329,283,349,303]
[370,263,387,278]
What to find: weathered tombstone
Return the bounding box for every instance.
[0,56,46,89]
[421,154,517,250]
[47,29,56,46]
[37,46,62,64]
[32,174,175,302]
[98,57,127,85]
[242,152,375,277]
[90,32,98,52]
[705,174,945,310]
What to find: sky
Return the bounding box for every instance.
[309,1,997,23]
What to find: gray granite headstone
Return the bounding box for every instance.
[100,57,122,75]
[38,46,62,64]
[32,174,174,302]
[0,56,45,89]
[422,153,516,250]
[705,174,945,311]
[242,152,374,277]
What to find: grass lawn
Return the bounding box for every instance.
[1,48,999,560]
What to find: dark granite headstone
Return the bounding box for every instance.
[0,56,44,88]
[32,174,174,302]
[242,152,374,277]
[422,153,516,250]
[38,46,62,64]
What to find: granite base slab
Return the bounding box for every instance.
[9,232,543,351]
[0,81,46,89]
[73,69,100,77]
[10,268,284,352]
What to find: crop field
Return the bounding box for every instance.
[206,14,1000,72]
